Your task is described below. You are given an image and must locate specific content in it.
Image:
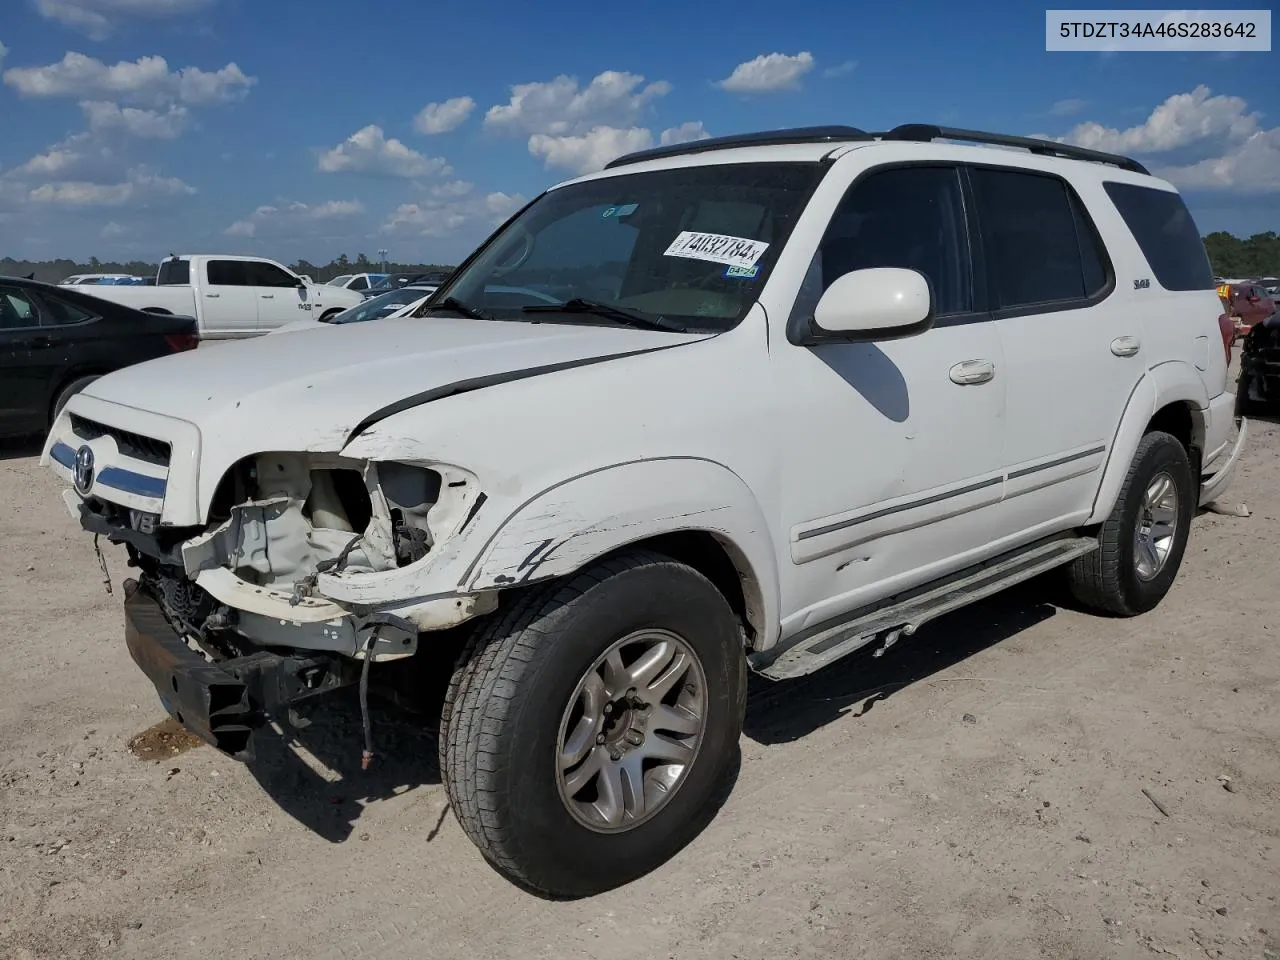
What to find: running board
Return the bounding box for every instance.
[751,536,1098,681]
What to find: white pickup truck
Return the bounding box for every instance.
[79,255,365,338]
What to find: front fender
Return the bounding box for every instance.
[462,457,780,647]
[1086,360,1208,525]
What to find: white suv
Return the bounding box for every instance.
[42,123,1247,898]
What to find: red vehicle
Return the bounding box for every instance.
[1218,282,1277,339]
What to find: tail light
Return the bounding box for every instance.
[1217,313,1234,362]
[165,333,199,352]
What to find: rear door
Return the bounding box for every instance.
[202,260,261,334]
[0,285,48,434]
[975,165,1142,532]
[246,260,306,330]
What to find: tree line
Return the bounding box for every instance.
[3,232,1278,285]
[0,253,456,285]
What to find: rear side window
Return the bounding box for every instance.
[1102,182,1213,292]
[207,260,251,286]
[157,259,190,285]
[43,295,95,326]
[970,167,1109,310]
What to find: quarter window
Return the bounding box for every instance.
[0,287,39,328]
[1102,181,1213,292]
[815,165,973,316]
[43,295,94,326]
[971,167,1107,309]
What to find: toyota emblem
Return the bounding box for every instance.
[73,444,95,494]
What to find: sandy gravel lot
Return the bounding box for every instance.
[1,406,1277,960]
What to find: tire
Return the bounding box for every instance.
[439,548,747,897]
[50,376,99,428]
[1066,430,1195,616]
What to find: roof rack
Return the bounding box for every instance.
[603,125,873,170]
[877,124,1149,174]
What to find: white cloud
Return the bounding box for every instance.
[81,100,188,137]
[1038,86,1278,193]
[429,179,474,199]
[484,70,671,138]
[822,60,856,79]
[0,41,8,68]
[1154,129,1280,193]
[659,121,710,146]
[318,125,450,178]
[1049,98,1088,117]
[35,0,216,40]
[716,52,814,94]
[1046,85,1259,153]
[3,52,255,105]
[13,144,87,177]
[29,168,195,206]
[413,96,475,134]
[529,126,654,175]
[527,121,711,176]
[382,190,526,238]
[100,220,127,237]
[225,198,365,238]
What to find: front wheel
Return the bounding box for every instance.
[1066,430,1195,616]
[439,549,747,897]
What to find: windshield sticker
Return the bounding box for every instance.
[664,231,769,269]
[602,203,638,219]
[723,264,760,280]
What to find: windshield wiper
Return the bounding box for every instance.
[420,296,495,322]
[521,298,684,332]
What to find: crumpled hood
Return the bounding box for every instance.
[83,314,703,453]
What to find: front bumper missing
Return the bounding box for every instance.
[123,585,356,760]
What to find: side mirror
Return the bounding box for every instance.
[802,267,934,343]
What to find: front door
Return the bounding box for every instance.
[774,164,1009,636]
[0,285,54,435]
[247,260,308,330]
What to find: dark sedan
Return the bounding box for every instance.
[0,277,198,439]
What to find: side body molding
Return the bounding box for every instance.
[1086,360,1209,526]
[462,457,780,649]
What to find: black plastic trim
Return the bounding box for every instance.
[879,124,1149,175]
[1007,444,1107,481]
[604,126,873,169]
[797,475,1003,542]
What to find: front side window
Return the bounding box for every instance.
[0,287,40,328]
[350,276,368,291]
[328,275,354,287]
[811,165,973,316]
[428,162,828,332]
[971,167,1104,309]
[247,262,299,287]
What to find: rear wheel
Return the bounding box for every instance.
[439,548,747,897]
[1066,430,1195,615]
[50,376,99,428]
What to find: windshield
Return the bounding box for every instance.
[328,286,431,324]
[327,275,354,286]
[422,161,826,333]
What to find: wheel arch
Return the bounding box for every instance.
[1087,361,1208,525]
[461,457,780,650]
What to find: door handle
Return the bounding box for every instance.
[205,292,220,298]
[28,335,54,349]
[261,294,274,299]
[1111,336,1141,357]
[949,359,995,385]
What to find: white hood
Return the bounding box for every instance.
[82,313,702,455]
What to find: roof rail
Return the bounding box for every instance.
[878,124,1150,175]
[603,125,873,170]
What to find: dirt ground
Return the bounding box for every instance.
[2,397,1278,960]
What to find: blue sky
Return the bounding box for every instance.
[0,0,1276,266]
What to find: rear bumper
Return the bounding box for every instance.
[123,585,355,760]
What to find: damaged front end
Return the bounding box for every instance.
[1239,316,1280,413]
[83,450,494,759]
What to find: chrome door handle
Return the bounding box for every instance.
[1111,336,1141,357]
[949,359,996,385]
